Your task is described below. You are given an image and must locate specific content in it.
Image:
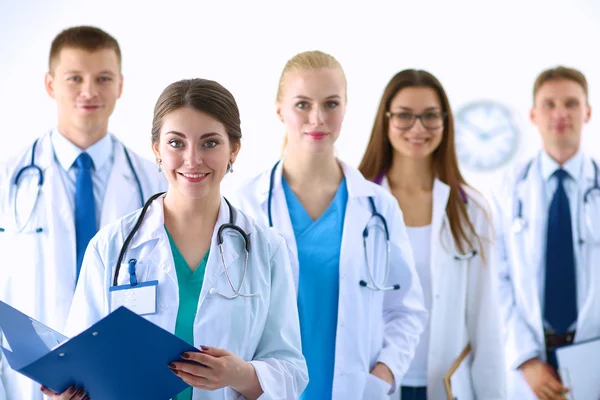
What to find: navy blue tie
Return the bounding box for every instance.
[74,153,97,282]
[544,169,577,334]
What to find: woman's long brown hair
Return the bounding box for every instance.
[358,69,485,257]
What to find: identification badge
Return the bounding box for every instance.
[109,280,159,316]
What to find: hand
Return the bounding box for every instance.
[169,346,263,399]
[519,358,569,400]
[40,385,88,400]
[370,362,394,385]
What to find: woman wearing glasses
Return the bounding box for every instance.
[359,70,506,400]
[229,51,427,399]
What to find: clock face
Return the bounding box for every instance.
[454,101,519,171]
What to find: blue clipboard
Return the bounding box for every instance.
[0,300,198,399]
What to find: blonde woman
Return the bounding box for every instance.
[229,51,428,400]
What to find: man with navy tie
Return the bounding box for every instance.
[0,26,166,399]
[493,66,600,400]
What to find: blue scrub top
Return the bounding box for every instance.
[282,176,348,400]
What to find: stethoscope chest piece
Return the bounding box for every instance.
[13,167,44,233]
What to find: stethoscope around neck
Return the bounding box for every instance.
[267,161,400,291]
[373,171,478,262]
[512,158,600,244]
[112,192,260,300]
[4,136,145,234]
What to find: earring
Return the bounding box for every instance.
[156,158,162,173]
[227,162,234,174]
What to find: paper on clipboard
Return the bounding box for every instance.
[555,336,600,400]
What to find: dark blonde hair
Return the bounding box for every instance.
[49,26,121,71]
[533,66,588,103]
[359,69,485,257]
[151,79,241,147]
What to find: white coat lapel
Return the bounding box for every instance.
[339,163,375,284]
[198,198,242,306]
[35,133,78,290]
[36,133,75,234]
[126,197,177,286]
[257,161,299,288]
[430,179,450,295]
[341,196,371,284]
[514,157,544,334]
[576,156,599,336]
[101,139,143,228]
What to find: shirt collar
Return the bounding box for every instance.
[51,128,114,171]
[539,149,584,182]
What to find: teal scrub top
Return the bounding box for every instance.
[166,228,209,400]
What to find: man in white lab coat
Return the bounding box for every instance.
[0,26,166,400]
[494,66,600,400]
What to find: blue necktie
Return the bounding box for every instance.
[544,169,577,334]
[75,153,97,282]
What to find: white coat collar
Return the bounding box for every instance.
[128,194,253,257]
[378,174,450,237]
[50,128,114,172]
[34,132,56,170]
[125,195,250,307]
[539,149,584,183]
[255,158,377,202]
[582,153,598,185]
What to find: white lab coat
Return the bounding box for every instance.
[226,160,428,399]
[378,178,506,400]
[492,153,600,399]
[65,196,308,400]
[0,132,166,400]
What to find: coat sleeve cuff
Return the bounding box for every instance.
[376,352,400,394]
[223,361,268,400]
[512,351,541,370]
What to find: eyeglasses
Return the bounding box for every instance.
[385,111,447,129]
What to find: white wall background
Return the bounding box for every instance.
[1,0,599,197]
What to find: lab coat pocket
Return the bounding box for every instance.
[362,372,391,399]
[110,261,152,313]
[200,289,251,356]
[0,229,45,290]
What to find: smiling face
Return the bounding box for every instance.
[276,67,346,155]
[152,107,239,201]
[531,78,591,158]
[45,47,123,142]
[387,86,445,160]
